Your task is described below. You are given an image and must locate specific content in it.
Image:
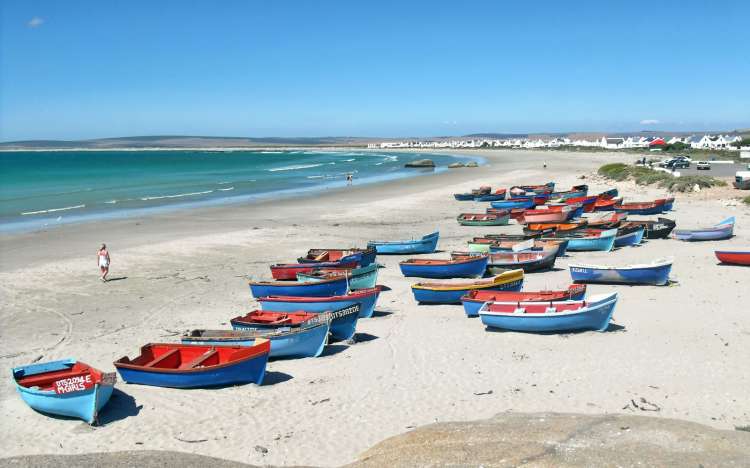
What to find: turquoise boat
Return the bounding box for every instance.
[12,359,116,425]
[544,229,617,252]
[296,263,379,290]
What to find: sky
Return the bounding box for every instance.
[1,0,749,141]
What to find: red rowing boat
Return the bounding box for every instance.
[714,250,750,266]
[460,284,587,316]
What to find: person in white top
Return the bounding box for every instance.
[97,244,110,282]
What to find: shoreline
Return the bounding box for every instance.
[2,149,749,467]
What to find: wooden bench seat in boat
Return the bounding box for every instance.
[178,349,218,370]
[144,348,180,368]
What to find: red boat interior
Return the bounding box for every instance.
[117,343,265,370]
[489,252,544,262]
[16,362,100,390]
[466,284,586,302]
[402,256,483,265]
[487,301,585,314]
[232,310,316,326]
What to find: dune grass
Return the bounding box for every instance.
[597,163,726,193]
[743,196,750,205]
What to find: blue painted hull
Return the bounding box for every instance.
[569,262,672,285]
[674,218,734,241]
[249,277,349,298]
[614,227,645,247]
[412,278,523,304]
[564,235,616,252]
[368,232,439,255]
[454,193,475,201]
[479,294,617,332]
[12,360,114,424]
[258,289,381,319]
[475,193,506,202]
[209,324,330,358]
[615,206,664,215]
[399,256,488,278]
[116,352,268,388]
[490,199,535,210]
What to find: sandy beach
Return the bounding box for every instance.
[1,149,749,466]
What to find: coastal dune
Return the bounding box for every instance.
[1,149,749,466]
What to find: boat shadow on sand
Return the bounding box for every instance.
[98,389,142,425]
[483,322,626,335]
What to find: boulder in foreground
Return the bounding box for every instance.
[348,412,750,467]
[404,159,435,168]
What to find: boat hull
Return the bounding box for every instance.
[411,272,524,304]
[367,232,439,255]
[479,294,617,332]
[487,253,556,274]
[399,256,488,278]
[184,324,330,359]
[249,277,349,298]
[257,287,382,319]
[296,263,379,290]
[715,251,750,266]
[569,262,672,285]
[490,199,535,210]
[461,286,587,317]
[614,226,645,247]
[560,234,616,252]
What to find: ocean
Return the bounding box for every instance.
[0,149,476,232]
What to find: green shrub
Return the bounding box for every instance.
[597,163,726,192]
[743,196,750,205]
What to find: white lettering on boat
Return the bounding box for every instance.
[53,374,94,394]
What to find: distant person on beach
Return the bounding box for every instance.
[346,173,353,186]
[543,162,547,169]
[97,244,110,282]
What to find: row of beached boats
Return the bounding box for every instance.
[11,181,747,426]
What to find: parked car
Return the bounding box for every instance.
[696,161,711,170]
[666,160,689,169]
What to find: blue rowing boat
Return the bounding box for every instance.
[674,217,734,241]
[249,275,349,298]
[569,258,673,285]
[490,198,535,210]
[183,322,330,359]
[454,193,475,201]
[474,193,506,202]
[614,225,645,247]
[478,292,618,332]
[256,286,382,318]
[12,359,116,425]
[399,255,488,278]
[367,231,439,254]
[114,341,270,388]
[544,228,617,252]
[411,270,524,304]
[231,304,361,342]
[297,248,377,267]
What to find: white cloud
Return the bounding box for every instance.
[28,17,45,28]
[640,119,660,125]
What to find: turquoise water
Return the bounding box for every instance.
[0,150,476,232]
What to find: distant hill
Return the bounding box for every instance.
[0,135,378,150]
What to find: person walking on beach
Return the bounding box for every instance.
[97,244,110,282]
[346,173,353,186]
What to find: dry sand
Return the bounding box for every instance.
[1,149,749,466]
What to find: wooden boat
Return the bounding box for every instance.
[520,206,573,224]
[367,231,439,254]
[509,182,555,195]
[296,263,379,290]
[525,221,587,233]
[542,228,617,252]
[583,211,627,225]
[613,224,645,247]
[182,322,330,359]
[655,197,675,211]
[674,217,734,241]
[594,198,620,211]
[453,193,476,201]
[457,212,510,226]
[114,341,270,388]
[614,201,664,215]
[478,292,618,333]
[12,360,116,425]
[624,217,676,239]
[490,198,535,210]
[549,185,589,200]
[486,250,556,273]
[249,276,349,298]
[410,270,524,304]
[555,195,598,212]
[569,258,673,285]
[399,255,488,278]
[232,304,360,342]
[598,188,619,198]
[298,247,376,267]
[270,260,359,280]
[474,189,507,202]
[257,286,382,319]
[733,172,750,190]
[715,249,750,266]
[487,239,569,257]
[460,284,587,317]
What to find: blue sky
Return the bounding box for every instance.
[1,0,748,140]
